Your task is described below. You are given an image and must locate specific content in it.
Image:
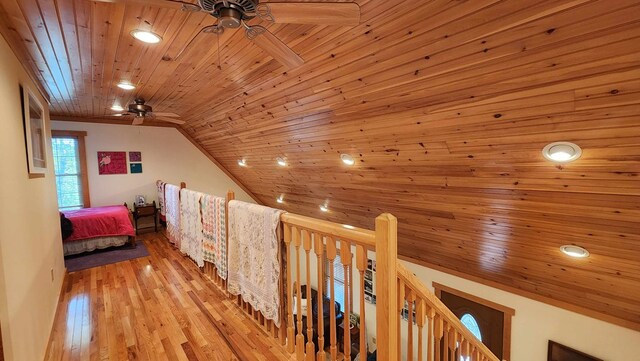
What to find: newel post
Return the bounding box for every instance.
[375,213,398,360]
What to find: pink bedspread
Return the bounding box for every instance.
[62,205,135,242]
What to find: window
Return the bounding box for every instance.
[434,282,514,361]
[51,131,90,210]
[460,313,482,341]
[325,253,351,313]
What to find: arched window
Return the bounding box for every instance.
[460,313,482,341]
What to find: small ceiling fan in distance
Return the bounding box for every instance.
[110,98,185,125]
[93,0,361,69]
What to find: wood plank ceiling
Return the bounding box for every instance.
[1,0,639,330]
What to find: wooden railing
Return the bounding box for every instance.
[280,212,378,361]
[162,184,499,361]
[396,263,500,361]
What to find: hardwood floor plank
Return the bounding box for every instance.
[45,232,292,361]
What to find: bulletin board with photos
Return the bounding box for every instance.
[364,259,376,304]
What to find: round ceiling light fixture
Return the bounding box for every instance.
[276,195,284,204]
[560,245,590,258]
[117,82,136,90]
[542,142,582,163]
[237,159,247,167]
[341,153,355,166]
[343,224,355,229]
[130,29,162,44]
[276,157,287,167]
[110,104,124,111]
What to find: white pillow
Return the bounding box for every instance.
[292,297,308,315]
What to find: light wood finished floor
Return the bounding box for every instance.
[45,232,292,361]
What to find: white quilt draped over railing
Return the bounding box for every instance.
[165,184,181,247]
[180,188,204,267]
[201,194,227,279]
[227,200,283,326]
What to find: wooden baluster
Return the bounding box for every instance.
[314,233,326,361]
[427,308,435,361]
[397,279,405,361]
[303,230,315,361]
[355,245,367,361]
[416,298,425,361]
[284,224,295,354]
[443,321,449,361]
[407,288,414,361]
[340,240,352,361]
[294,227,305,361]
[325,236,338,360]
[451,330,458,361]
[465,338,470,361]
[434,314,442,361]
[375,214,398,361]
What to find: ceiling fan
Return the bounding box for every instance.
[110,98,185,125]
[93,0,361,69]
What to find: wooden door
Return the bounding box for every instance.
[440,290,504,359]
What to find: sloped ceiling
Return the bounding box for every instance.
[1,0,639,330]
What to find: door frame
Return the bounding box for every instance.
[434,282,515,361]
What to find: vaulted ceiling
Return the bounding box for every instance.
[1,0,639,331]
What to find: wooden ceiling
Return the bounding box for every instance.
[2,0,639,330]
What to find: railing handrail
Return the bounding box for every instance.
[280,212,376,248]
[397,262,500,361]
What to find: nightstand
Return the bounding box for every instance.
[133,201,158,234]
[337,321,360,360]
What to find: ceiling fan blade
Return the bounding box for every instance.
[90,0,191,10]
[265,2,360,26]
[152,112,180,117]
[155,116,186,124]
[107,113,129,117]
[132,117,144,125]
[248,26,304,69]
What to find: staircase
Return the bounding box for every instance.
[277,212,500,361]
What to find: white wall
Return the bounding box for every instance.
[296,241,640,361]
[51,121,255,208]
[0,35,66,361]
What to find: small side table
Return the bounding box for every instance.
[133,201,158,234]
[337,321,360,360]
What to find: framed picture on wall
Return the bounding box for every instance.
[21,84,47,175]
[548,341,602,361]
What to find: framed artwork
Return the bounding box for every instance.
[364,259,377,304]
[129,151,141,162]
[97,151,127,175]
[548,341,602,361]
[130,163,143,174]
[21,85,47,175]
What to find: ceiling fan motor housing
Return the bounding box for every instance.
[129,98,152,116]
[199,0,258,28]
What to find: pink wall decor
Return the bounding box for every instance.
[97,151,127,175]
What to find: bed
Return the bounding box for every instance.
[62,204,136,256]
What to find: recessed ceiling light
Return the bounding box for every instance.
[341,153,355,166]
[343,224,355,229]
[117,82,136,90]
[560,245,590,258]
[276,195,284,204]
[319,204,329,212]
[111,104,124,111]
[276,157,287,167]
[238,159,247,167]
[542,142,582,163]
[130,29,162,44]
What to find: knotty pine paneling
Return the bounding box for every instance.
[0,0,639,330]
